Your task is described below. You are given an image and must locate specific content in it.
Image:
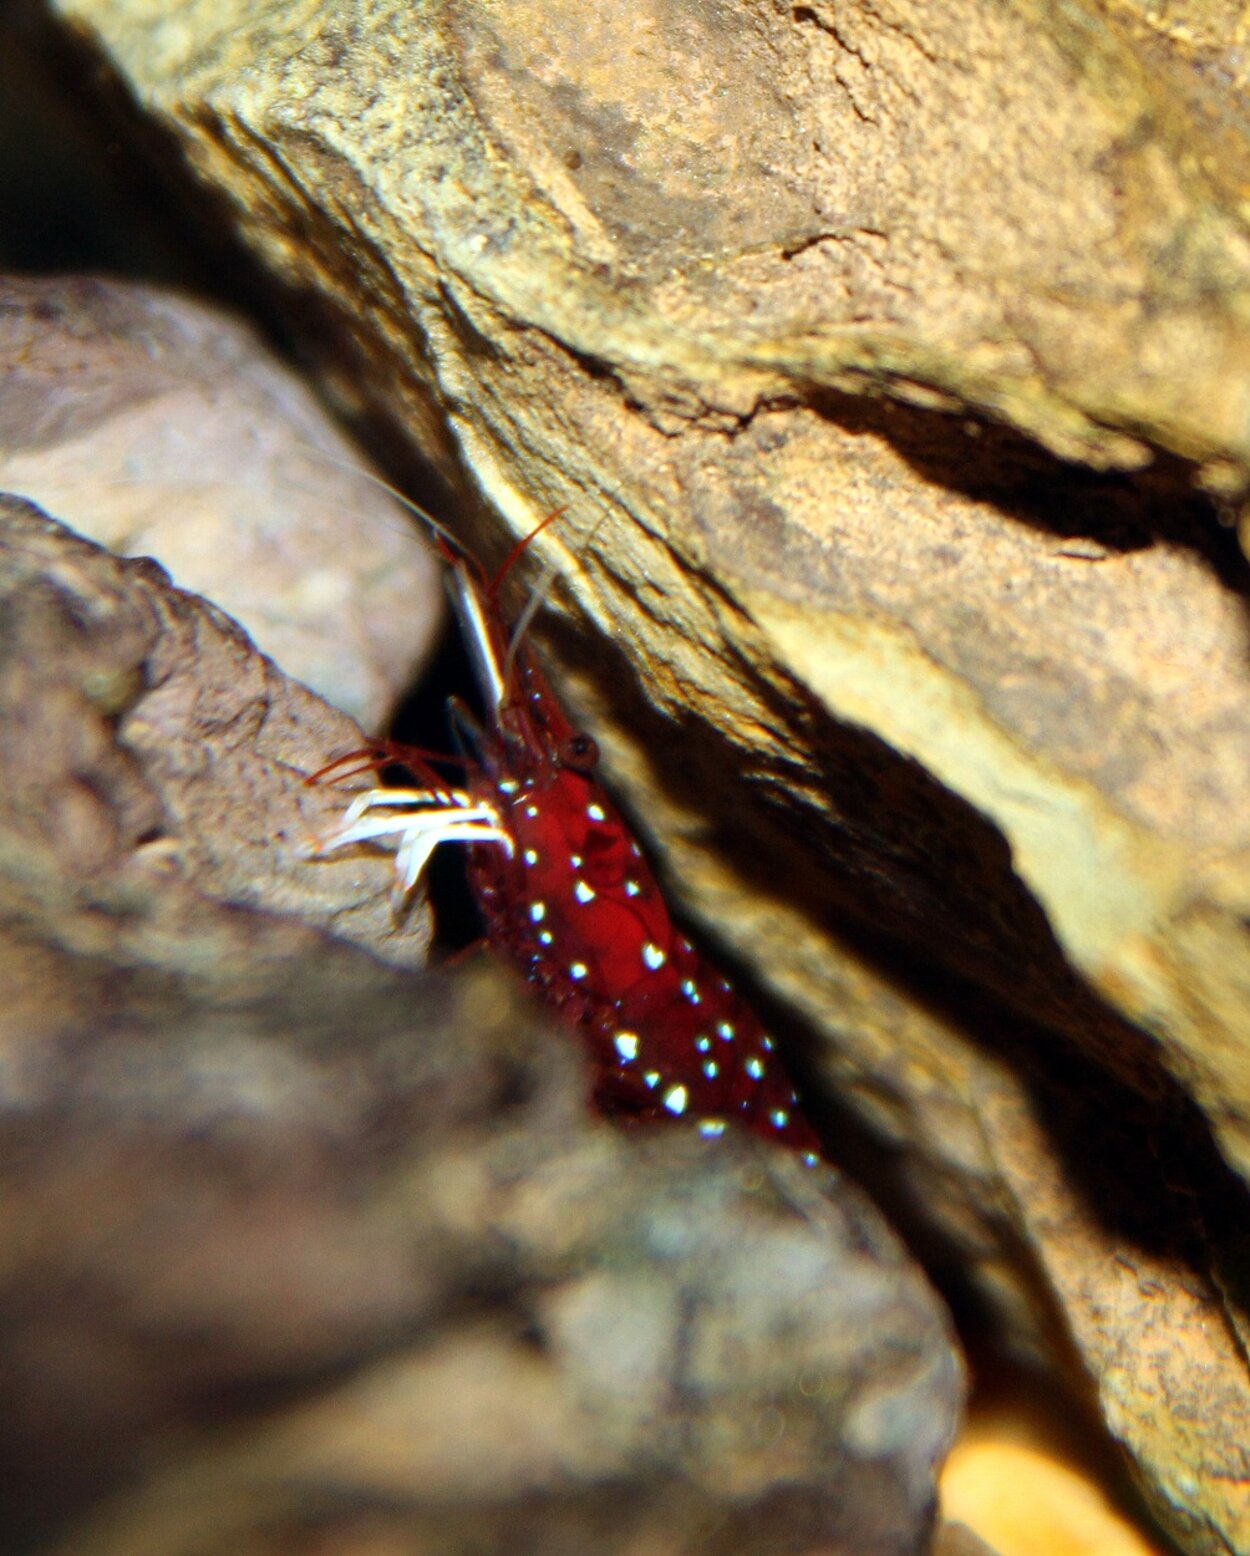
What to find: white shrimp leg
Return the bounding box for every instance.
[391,812,511,896]
[304,785,512,905]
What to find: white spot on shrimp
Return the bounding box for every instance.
[539,931,554,946]
[717,1021,735,1042]
[642,943,666,971]
[744,1056,765,1081]
[574,880,596,904]
[570,854,583,869]
[525,804,539,819]
[614,1031,640,1062]
[802,1152,820,1168]
[644,1070,661,1089]
[524,848,539,866]
[625,879,641,897]
[681,979,701,1004]
[770,1108,790,1130]
[663,1084,689,1116]
[695,1035,711,1053]
[703,1060,719,1080]
[498,779,520,795]
[569,961,589,981]
[529,901,547,923]
[586,802,607,822]
[761,1035,775,1052]
[698,1118,726,1138]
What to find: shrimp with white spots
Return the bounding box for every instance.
[309,536,822,1163]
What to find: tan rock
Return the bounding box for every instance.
[0,273,442,729]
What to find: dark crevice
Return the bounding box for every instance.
[805,385,1248,592]
[535,600,1250,1282]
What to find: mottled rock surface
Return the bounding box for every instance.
[0,491,430,960]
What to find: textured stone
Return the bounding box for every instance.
[0,493,430,961]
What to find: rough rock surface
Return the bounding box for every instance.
[0,499,960,1554]
[30,0,1250,1549]
[0,491,430,961]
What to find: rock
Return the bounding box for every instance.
[0,492,430,963]
[934,1525,1006,1556]
[0,272,441,729]
[42,1134,960,1556]
[0,495,961,1555]
[51,0,1250,485]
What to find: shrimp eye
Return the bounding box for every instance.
[560,732,599,773]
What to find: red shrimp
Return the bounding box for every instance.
[311,543,823,1164]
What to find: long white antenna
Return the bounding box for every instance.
[503,556,560,690]
[290,441,467,558]
[447,563,508,722]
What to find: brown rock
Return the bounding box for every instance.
[0,497,960,1554]
[42,1135,961,1556]
[974,1064,1250,1551]
[934,1524,1005,1556]
[0,492,430,962]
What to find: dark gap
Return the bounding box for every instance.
[385,613,485,957]
[809,385,1248,592]
[0,1,248,290]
